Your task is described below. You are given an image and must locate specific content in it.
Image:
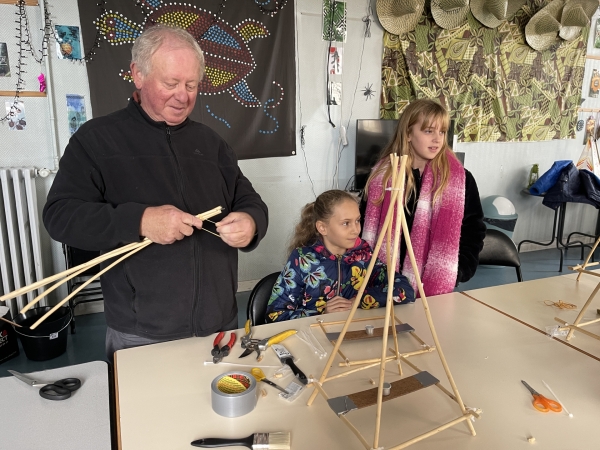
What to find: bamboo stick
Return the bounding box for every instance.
[0,90,45,96]
[566,280,600,340]
[318,321,350,363]
[310,315,388,327]
[339,414,371,450]
[28,240,153,329]
[11,207,222,311]
[555,318,600,341]
[397,355,457,403]
[374,154,406,449]
[574,237,600,281]
[325,360,394,382]
[572,268,600,279]
[399,188,476,437]
[23,207,222,328]
[576,317,600,326]
[388,414,473,450]
[309,378,329,400]
[1,240,142,303]
[0,316,21,327]
[307,156,405,407]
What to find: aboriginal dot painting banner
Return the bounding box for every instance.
[78,0,295,159]
[381,0,587,143]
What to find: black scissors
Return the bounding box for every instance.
[8,369,82,401]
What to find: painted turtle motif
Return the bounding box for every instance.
[95,0,269,107]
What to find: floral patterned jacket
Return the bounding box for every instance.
[266,238,414,322]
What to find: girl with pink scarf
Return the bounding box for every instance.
[362,99,485,297]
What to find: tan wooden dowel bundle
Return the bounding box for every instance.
[0,206,223,330]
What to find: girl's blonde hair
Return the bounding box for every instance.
[288,190,358,253]
[365,98,458,206]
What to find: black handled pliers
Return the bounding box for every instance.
[211,331,236,364]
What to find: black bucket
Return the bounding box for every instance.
[0,309,19,364]
[13,306,72,361]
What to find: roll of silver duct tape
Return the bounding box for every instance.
[211,371,258,418]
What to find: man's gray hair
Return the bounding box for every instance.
[131,25,205,79]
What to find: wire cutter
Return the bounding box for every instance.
[211,331,236,364]
[239,319,297,362]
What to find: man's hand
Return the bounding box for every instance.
[140,205,203,245]
[324,296,354,314]
[215,212,256,248]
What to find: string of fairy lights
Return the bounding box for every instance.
[1,0,106,124]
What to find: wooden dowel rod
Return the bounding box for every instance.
[339,414,371,450]
[0,91,46,97]
[318,321,350,363]
[394,315,430,346]
[307,160,404,406]
[400,193,476,436]
[578,107,600,112]
[573,268,600,279]
[325,360,388,382]
[310,315,388,327]
[566,280,600,340]
[10,207,223,307]
[388,414,473,450]
[374,154,406,449]
[576,317,600,326]
[29,240,153,329]
[555,318,600,341]
[0,316,21,327]
[309,378,329,400]
[585,55,600,61]
[6,240,143,304]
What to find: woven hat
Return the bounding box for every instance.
[471,0,527,28]
[431,0,470,29]
[559,0,597,41]
[525,0,565,51]
[377,0,426,35]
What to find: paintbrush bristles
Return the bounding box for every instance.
[259,431,290,450]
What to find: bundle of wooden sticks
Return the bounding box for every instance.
[0,206,223,330]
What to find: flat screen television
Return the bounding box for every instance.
[354,119,458,191]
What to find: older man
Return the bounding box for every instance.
[43,25,268,360]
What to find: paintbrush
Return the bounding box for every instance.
[191,431,290,449]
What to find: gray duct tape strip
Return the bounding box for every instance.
[211,371,258,418]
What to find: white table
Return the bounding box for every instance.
[115,292,600,450]
[463,271,600,360]
[1,360,112,450]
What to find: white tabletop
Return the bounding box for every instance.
[1,360,111,450]
[115,292,600,450]
[463,271,600,360]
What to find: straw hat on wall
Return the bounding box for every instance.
[559,0,597,41]
[376,0,427,35]
[431,0,470,29]
[525,0,565,51]
[471,0,527,28]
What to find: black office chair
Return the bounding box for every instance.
[478,229,523,282]
[246,272,280,326]
[62,244,104,333]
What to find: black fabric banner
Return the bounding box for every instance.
[77,0,296,160]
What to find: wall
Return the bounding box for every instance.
[0,0,597,303]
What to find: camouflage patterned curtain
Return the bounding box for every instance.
[381,1,587,142]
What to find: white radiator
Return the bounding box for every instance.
[0,168,45,316]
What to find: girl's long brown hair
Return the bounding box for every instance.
[365,99,458,206]
[288,190,358,253]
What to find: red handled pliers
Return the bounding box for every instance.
[211,331,236,364]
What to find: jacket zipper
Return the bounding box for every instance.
[165,126,200,336]
[336,255,342,296]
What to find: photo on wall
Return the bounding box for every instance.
[5,101,26,130]
[66,94,87,136]
[55,25,82,60]
[0,43,10,77]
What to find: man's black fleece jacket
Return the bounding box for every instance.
[43,99,268,340]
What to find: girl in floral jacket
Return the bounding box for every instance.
[266,190,414,322]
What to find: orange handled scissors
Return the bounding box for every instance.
[521,380,562,413]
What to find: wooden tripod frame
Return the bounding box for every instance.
[306,155,477,449]
[558,236,600,341]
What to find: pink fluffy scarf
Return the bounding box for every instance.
[363,151,466,297]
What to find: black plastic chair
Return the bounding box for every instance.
[478,229,523,282]
[62,244,104,333]
[246,272,280,326]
